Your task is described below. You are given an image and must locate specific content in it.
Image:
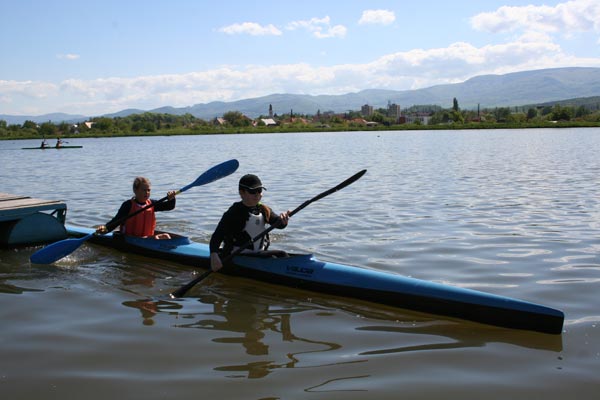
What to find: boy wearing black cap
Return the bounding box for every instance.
[209,174,290,271]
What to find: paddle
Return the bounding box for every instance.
[169,169,367,299]
[30,159,240,264]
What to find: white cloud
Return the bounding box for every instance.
[371,37,567,84]
[470,0,600,34]
[314,24,347,39]
[359,10,396,26]
[0,80,58,99]
[57,54,80,60]
[286,16,347,39]
[218,16,348,40]
[218,22,282,36]
[3,31,600,116]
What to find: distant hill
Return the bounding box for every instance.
[151,67,600,118]
[0,112,88,125]
[524,96,600,110]
[3,67,600,125]
[101,108,146,119]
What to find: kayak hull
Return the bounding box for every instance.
[65,225,564,334]
[22,146,83,150]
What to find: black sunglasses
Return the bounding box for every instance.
[244,187,263,194]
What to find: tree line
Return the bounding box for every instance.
[2,100,600,140]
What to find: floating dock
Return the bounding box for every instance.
[0,193,68,247]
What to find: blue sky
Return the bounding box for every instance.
[1,0,599,116]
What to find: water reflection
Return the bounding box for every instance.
[0,281,40,294]
[123,277,563,383]
[122,299,173,326]
[123,294,361,379]
[305,375,370,393]
[355,320,563,355]
[0,251,56,294]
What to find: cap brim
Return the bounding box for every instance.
[240,184,267,190]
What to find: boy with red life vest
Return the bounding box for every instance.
[96,176,176,239]
[209,174,290,272]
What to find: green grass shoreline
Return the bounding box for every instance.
[3,120,600,141]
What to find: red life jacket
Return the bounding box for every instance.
[122,199,156,237]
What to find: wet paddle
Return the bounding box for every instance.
[169,169,367,298]
[30,159,240,264]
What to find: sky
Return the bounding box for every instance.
[1,0,600,116]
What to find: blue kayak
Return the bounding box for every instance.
[65,225,564,334]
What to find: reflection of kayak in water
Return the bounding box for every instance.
[65,224,564,335]
[22,145,83,149]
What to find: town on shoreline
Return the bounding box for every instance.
[2,98,600,141]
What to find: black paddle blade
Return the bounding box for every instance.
[293,169,367,215]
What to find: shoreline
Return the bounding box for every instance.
[2,121,600,141]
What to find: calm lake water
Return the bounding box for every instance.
[1,129,599,399]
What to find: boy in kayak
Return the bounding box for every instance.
[96,176,176,239]
[209,174,290,271]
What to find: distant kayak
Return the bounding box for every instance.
[22,145,83,150]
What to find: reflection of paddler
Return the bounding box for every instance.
[206,297,274,356]
[123,299,184,326]
[204,297,344,379]
[122,300,159,326]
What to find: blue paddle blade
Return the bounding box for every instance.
[180,159,239,192]
[30,233,94,264]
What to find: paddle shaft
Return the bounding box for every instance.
[169,169,367,298]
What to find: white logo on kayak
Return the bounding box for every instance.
[286,265,314,276]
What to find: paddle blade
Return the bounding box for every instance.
[169,270,212,298]
[179,159,239,193]
[30,233,94,264]
[290,169,367,217]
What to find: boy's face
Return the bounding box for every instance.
[240,188,262,207]
[134,183,151,202]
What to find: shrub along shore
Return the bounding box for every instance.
[3,104,600,141]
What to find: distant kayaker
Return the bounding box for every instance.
[55,137,64,148]
[40,138,48,148]
[96,176,176,239]
[209,174,290,272]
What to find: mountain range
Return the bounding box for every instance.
[3,67,600,125]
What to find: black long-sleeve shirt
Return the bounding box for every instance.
[209,201,286,254]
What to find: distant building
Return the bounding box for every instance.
[261,118,277,126]
[388,103,401,121]
[268,104,273,118]
[403,112,431,125]
[361,104,373,117]
[281,117,309,125]
[350,118,368,125]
